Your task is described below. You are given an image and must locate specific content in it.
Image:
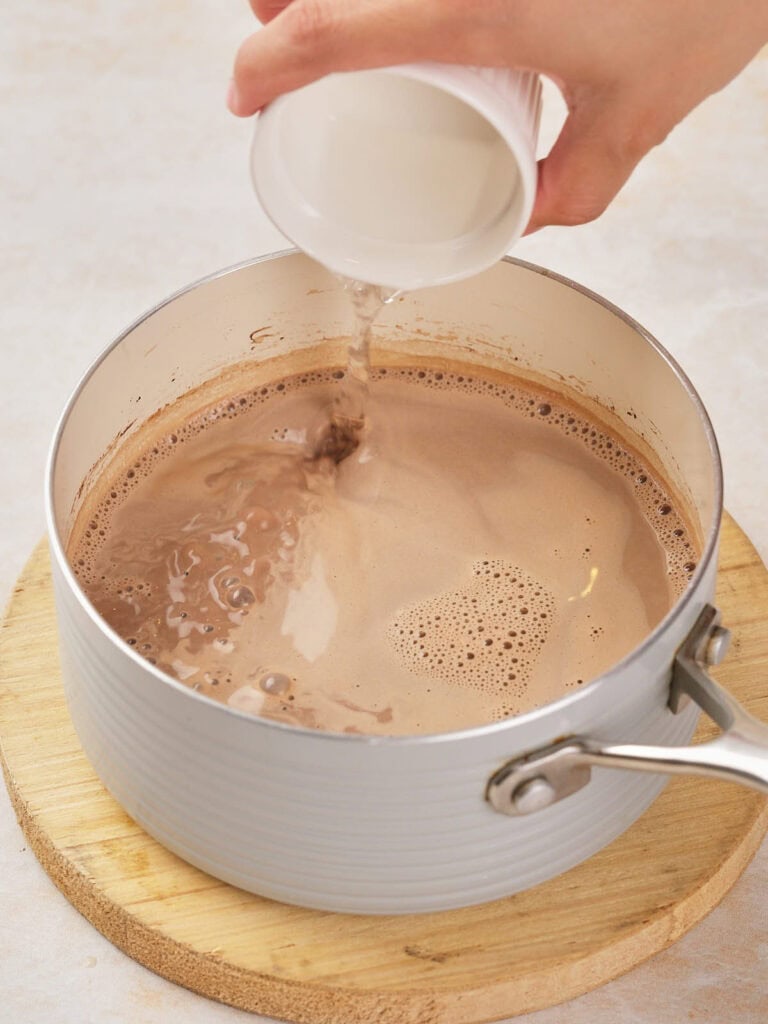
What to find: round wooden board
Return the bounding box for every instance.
[1,513,767,1024]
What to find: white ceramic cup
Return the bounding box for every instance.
[251,65,542,289]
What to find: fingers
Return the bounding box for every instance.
[229,0,469,116]
[232,1,672,236]
[526,89,668,232]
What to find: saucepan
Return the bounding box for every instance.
[45,251,768,914]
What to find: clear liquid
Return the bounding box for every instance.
[314,277,400,462]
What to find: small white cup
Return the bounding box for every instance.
[251,64,541,290]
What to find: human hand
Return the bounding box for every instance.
[228,1,768,233]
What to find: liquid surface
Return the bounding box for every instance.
[70,365,697,735]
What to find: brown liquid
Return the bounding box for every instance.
[70,363,698,735]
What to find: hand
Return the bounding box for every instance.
[228,1,768,232]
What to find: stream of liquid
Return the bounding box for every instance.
[313,278,400,462]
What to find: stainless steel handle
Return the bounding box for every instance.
[488,605,768,817]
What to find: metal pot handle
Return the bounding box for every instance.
[487,605,768,817]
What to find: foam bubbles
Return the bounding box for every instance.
[258,672,292,695]
[227,584,255,608]
[388,561,554,719]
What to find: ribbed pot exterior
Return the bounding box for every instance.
[47,254,722,914]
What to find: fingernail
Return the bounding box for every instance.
[227,79,242,115]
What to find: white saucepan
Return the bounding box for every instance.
[46,252,768,914]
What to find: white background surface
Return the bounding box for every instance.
[1,4,766,1022]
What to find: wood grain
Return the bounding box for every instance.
[1,513,767,1024]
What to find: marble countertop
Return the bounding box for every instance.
[1,5,766,1022]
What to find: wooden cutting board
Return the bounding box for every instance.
[1,513,767,1024]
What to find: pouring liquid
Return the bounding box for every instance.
[312,278,400,463]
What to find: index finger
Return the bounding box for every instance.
[229,0,506,116]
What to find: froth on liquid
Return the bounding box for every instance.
[69,363,698,735]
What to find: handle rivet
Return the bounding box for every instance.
[512,776,556,814]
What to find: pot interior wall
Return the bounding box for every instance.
[51,253,718,552]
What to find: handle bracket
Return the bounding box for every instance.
[487,605,768,817]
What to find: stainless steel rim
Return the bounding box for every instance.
[45,251,724,747]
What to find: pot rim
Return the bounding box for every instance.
[45,250,723,748]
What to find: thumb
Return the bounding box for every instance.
[526,92,662,233]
